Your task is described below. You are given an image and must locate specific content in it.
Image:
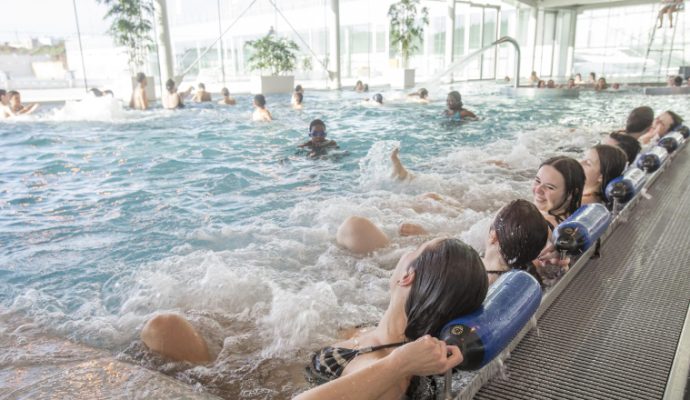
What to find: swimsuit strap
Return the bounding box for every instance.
[356,341,408,354]
[485,270,509,275]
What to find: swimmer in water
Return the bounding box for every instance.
[580,144,627,208]
[130,72,148,110]
[292,92,304,110]
[1,90,39,118]
[298,119,338,157]
[546,79,556,88]
[407,88,429,103]
[252,94,272,122]
[364,93,383,105]
[443,91,476,120]
[192,82,212,102]
[354,80,365,92]
[218,87,236,105]
[294,84,304,94]
[595,77,608,91]
[162,79,192,110]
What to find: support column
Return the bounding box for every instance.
[153,0,175,82]
[329,0,342,89]
[444,0,456,82]
[565,9,577,78]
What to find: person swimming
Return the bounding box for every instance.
[218,87,236,105]
[363,93,383,105]
[443,91,476,120]
[307,237,488,398]
[192,83,212,102]
[354,81,365,92]
[298,119,338,157]
[1,90,39,118]
[604,132,642,165]
[130,72,148,110]
[580,144,628,208]
[595,77,608,91]
[407,88,429,103]
[292,92,304,110]
[162,79,191,110]
[252,94,272,122]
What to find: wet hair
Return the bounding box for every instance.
[89,88,103,97]
[589,72,596,80]
[221,87,229,96]
[165,79,176,94]
[254,94,266,107]
[537,80,546,88]
[418,88,429,98]
[373,93,383,104]
[493,199,549,272]
[0,89,6,97]
[404,238,488,339]
[295,84,303,93]
[309,118,325,132]
[539,156,585,223]
[447,91,463,110]
[198,83,206,90]
[664,110,684,130]
[8,90,19,99]
[293,92,303,104]
[673,76,683,87]
[136,72,146,83]
[103,90,114,97]
[609,132,641,165]
[592,144,628,205]
[626,106,654,134]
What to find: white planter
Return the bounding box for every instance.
[131,75,156,100]
[390,69,415,89]
[250,75,295,94]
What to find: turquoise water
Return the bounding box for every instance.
[1,85,689,398]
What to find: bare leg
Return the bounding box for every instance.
[336,216,390,254]
[141,313,212,363]
[390,148,413,181]
[669,10,674,28]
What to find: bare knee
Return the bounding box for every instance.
[336,216,390,254]
[141,313,211,364]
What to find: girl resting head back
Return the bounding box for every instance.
[532,156,585,227]
[580,144,627,207]
[488,199,548,274]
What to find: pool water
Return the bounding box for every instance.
[1,85,688,398]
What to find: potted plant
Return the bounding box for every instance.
[388,0,429,89]
[245,32,300,94]
[99,0,155,99]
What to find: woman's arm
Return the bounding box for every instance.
[294,336,462,400]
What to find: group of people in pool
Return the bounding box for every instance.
[133,85,685,398]
[530,71,620,91]
[0,89,39,119]
[129,72,239,111]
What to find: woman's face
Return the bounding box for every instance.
[580,148,602,189]
[651,112,674,137]
[532,165,567,214]
[390,238,442,289]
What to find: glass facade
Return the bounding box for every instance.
[574,3,690,80]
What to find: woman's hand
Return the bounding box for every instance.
[391,335,463,376]
[535,242,570,269]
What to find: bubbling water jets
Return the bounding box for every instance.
[52,96,129,121]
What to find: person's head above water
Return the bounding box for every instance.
[537,80,546,88]
[651,110,684,137]
[673,76,683,87]
[309,118,326,136]
[89,88,103,97]
[446,91,463,111]
[221,87,230,97]
[533,156,585,223]
[625,106,654,134]
[581,144,627,204]
[417,88,429,99]
[165,79,176,94]
[546,79,556,88]
[198,83,206,90]
[0,89,6,105]
[136,72,146,85]
[605,132,642,165]
[372,93,383,104]
[392,238,488,339]
[295,84,304,93]
[489,199,549,271]
[253,94,267,108]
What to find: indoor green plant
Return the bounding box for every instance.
[388,0,429,88]
[245,32,301,94]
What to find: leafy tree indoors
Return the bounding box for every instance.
[245,33,300,76]
[98,0,154,69]
[388,0,429,69]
